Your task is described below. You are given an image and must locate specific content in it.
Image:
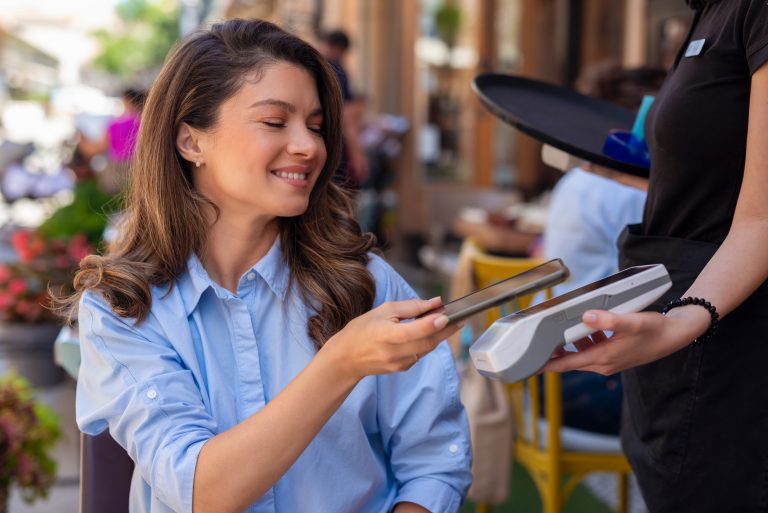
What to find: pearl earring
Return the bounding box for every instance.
[195,161,201,168]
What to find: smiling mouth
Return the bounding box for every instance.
[273,170,309,180]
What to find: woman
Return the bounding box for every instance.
[65,19,471,513]
[77,88,145,194]
[545,1,768,511]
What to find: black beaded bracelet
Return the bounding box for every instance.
[662,297,719,345]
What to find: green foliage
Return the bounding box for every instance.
[0,374,60,504]
[92,0,180,79]
[38,179,119,249]
[435,2,462,47]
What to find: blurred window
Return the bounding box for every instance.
[416,0,522,187]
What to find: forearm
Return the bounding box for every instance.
[684,218,768,317]
[193,344,358,513]
[657,218,768,344]
[665,66,768,333]
[685,65,768,316]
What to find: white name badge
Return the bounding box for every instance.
[685,38,706,58]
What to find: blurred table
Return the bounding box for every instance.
[452,217,540,257]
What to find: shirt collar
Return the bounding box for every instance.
[178,237,290,313]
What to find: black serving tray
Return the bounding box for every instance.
[472,73,650,178]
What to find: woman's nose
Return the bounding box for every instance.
[287,126,322,158]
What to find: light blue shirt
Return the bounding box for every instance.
[76,241,472,513]
[544,168,647,295]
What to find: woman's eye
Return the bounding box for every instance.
[262,121,286,128]
[308,125,324,135]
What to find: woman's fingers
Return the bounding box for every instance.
[339,297,463,376]
[543,332,608,372]
[542,347,602,373]
[570,336,596,352]
[420,323,461,353]
[390,320,460,359]
[384,319,461,368]
[582,309,646,334]
[543,311,669,374]
[380,297,443,320]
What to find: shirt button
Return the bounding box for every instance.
[246,272,256,281]
[448,444,459,454]
[146,389,158,400]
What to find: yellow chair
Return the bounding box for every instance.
[465,239,631,513]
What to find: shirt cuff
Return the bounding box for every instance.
[155,438,207,513]
[393,477,462,513]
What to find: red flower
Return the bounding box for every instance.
[8,279,27,295]
[10,230,29,253]
[0,265,10,283]
[55,256,70,269]
[15,300,32,316]
[66,233,91,262]
[11,230,45,263]
[0,228,93,322]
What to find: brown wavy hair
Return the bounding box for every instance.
[58,19,376,348]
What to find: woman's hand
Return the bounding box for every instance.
[324,297,460,381]
[542,304,711,375]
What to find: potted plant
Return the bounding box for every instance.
[434,1,462,50]
[0,373,60,512]
[0,229,92,387]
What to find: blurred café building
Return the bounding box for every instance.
[208,0,691,264]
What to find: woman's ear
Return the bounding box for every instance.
[176,122,204,166]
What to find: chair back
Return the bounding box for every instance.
[467,239,561,457]
[467,238,632,513]
[80,431,133,513]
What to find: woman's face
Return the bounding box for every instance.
[193,61,327,220]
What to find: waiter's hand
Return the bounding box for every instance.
[542,305,711,375]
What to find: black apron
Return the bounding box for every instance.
[618,224,768,512]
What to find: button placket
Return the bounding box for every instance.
[228,298,265,420]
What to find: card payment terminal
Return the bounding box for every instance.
[469,264,672,383]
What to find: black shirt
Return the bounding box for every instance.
[329,59,353,102]
[642,0,768,243]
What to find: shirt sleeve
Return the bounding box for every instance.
[76,291,217,513]
[743,0,768,74]
[367,255,473,512]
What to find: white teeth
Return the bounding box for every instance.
[275,171,307,180]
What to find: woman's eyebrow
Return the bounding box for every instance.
[250,98,295,112]
[249,99,323,117]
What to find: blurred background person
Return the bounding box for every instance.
[77,87,146,195]
[540,62,666,436]
[545,63,667,296]
[317,29,369,188]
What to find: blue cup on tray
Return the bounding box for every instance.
[602,130,650,168]
[602,95,654,169]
